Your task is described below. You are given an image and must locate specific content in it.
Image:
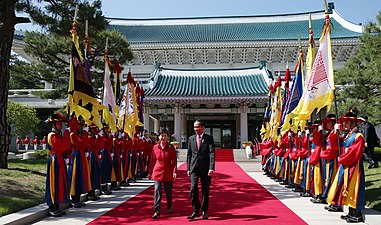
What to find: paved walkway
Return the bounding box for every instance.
[1,156,380,225]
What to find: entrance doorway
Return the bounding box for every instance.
[187,120,235,149]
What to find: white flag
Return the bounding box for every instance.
[102,60,117,131]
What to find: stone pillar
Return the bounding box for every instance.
[235,114,240,148]
[154,118,160,134]
[181,114,187,148]
[240,104,248,144]
[174,106,182,143]
[144,106,150,132]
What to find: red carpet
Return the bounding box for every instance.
[215,149,234,162]
[88,162,307,225]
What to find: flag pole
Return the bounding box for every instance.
[333,90,341,155]
[122,84,128,133]
[323,0,341,155]
[68,4,79,119]
[101,37,109,124]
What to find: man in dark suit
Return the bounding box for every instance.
[362,116,379,169]
[187,120,215,220]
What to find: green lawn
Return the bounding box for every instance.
[0,159,47,217]
[364,147,381,212]
[364,162,381,211]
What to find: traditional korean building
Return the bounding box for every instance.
[107,2,363,148]
[9,3,364,149]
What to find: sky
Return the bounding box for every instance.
[16,0,381,31]
[101,0,380,25]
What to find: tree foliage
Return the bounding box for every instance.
[11,0,133,98]
[9,58,45,89]
[6,101,40,137]
[335,13,381,124]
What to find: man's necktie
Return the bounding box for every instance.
[197,135,201,150]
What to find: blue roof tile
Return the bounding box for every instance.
[145,67,270,98]
[109,16,361,44]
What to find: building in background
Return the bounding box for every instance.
[10,3,363,148]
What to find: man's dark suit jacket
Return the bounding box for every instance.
[364,122,378,147]
[187,133,215,175]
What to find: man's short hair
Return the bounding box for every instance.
[194,119,205,127]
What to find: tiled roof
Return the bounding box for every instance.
[145,67,270,101]
[108,10,362,45]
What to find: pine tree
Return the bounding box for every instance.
[0,0,29,169]
[12,0,133,98]
[335,13,381,124]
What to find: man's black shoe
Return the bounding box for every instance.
[292,187,303,192]
[327,205,342,212]
[346,215,363,223]
[187,212,200,219]
[202,211,209,219]
[340,214,353,220]
[89,196,100,201]
[300,192,312,197]
[310,197,326,204]
[49,210,62,217]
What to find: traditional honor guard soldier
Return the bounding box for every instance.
[299,123,313,197]
[327,111,366,223]
[87,123,101,201]
[112,129,124,190]
[309,120,325,204]
[121,132,132,186]
[41,136,47,150]
[67,116,91,208]
[32,136,39,150]
[320,114,340,207]
[45,113,71,217]
[16,136,21,151]
[23,135,30,151]
[99,123,113,195]
[288,132,300,191]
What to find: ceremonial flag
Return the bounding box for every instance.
[279,65,291,130]
[305,13,316,85]
[136,85,145,129]
[114,60,122,106]
[67,21,104,127]
[293,14,335,121]
[264,84,273,119]
[269,76,282,142]
[102,54,117,132]
[118,72,143,137]
[280,53,304,135]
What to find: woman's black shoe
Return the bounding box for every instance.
[346,216,363,223]
[327,205,342,212]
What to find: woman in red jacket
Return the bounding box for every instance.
[148,129,177,219]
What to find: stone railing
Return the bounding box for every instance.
[8,89,56,97]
